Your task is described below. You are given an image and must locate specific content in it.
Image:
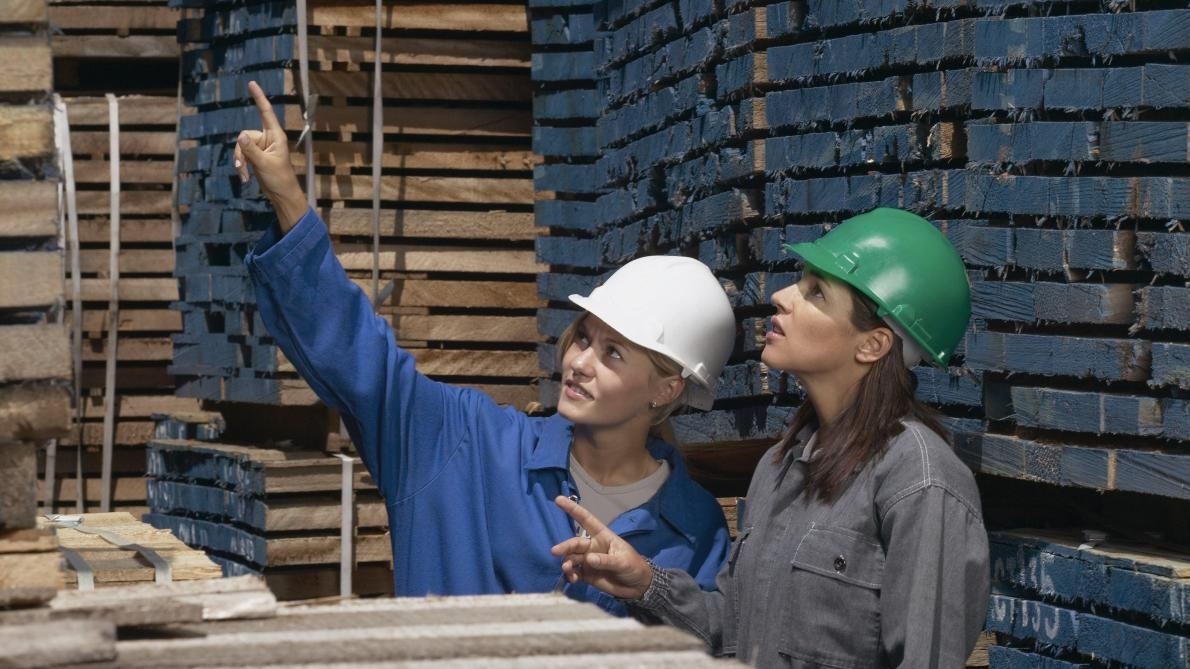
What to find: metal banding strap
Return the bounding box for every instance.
[296,0,315,210]
[100,93,121,513]
[45,515,173,588]
[370,0,384,306]
[333,454,356,598]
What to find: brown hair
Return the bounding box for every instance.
[556,314,688,428]
[776,288,950,503]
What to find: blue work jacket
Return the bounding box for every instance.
[244,209,730,614]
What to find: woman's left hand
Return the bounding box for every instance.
[551,496,654,600]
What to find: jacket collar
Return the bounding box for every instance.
[527,414,704,543]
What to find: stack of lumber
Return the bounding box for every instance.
[0,527,63,613]
[46,95,201,517]
[47,0,182,65]
[45,511,222,588]
[144,436,393,600]
[170,0,542,409]
[0,0,68,550]
[2,587,738,668]
[0,575,277,667]
[985,530,1190,668]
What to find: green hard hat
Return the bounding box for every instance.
[783,208,971,367]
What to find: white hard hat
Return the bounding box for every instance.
[568,255,736,411]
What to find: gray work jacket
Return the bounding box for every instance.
[630,421,990,668]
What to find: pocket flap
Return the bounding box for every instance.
[790,524,884,589]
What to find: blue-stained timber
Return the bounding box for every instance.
[1152,343,1190,389]
[974,65,1190,111]
[715,53,762,100]
[948,226,1135,272]
[532,51,598,82]
[914,367,982,407]
[954,429,1113,489]
[767,20,974,84]
[911,68,975,112]
[145,513,268,568]
[597,74,705,148]
[529,0,593,7]
[1009,386,1163,437]
[665,141,762,205]
[964,332,1149,382]
[971,281,1135,325]
[533,89,600,121]
[975,11,1190,63]
[531,13,597,46]
[1137,287,1190,331]
[716,361,782,400]
[533,126,598,158]
[968,122,1190,165]
[1138,232,1190,276]
[987,593,1190,668]
[965,173,1190,219]
[672,405,793,445]
[604,27,717,105]
[536,270,599,302]
[765,76,906,130]
[748,225,826,265]
[535,200,598,231]
[602,2,680,66]
[739,271,801,307]
[176,2,297,43]
[538,306,582,340]
[536,236,601,268]
[766,1,972,37]
[534,162,599,193]
[148,479,266,529]
[991,531,1190,620]
[986,646,1089,669]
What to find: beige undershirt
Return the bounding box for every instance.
[569,454,671,535]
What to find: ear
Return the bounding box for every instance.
[855,326,894,364]
[652,375,686,407]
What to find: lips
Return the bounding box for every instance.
[769,318,785,337]
[564,379,593,400]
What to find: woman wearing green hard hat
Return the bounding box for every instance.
[553,207,990,667]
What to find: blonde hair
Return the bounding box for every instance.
[556,315,689,426]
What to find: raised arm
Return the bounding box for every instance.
[238,81,467,502]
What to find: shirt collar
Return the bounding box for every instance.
[525,414,704,542]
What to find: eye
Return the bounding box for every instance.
[607,346,624,361]
[575,331,590,348]
[811,284,825,300]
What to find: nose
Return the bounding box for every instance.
[772,285,798,313]
[570,345,594,376]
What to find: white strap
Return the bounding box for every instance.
[296,0,315,209]
[100,93,121,513]
[52,94,84,513]
[370,0,384,305]
[333,454,355,598]
[170,63,184,248]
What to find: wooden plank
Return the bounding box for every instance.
[343,278,539,309]
[970,281,1135,325]
[0,251,61,309]
[47,4,177,31]
[308,1,529,32]
[0,324,69,382]
[976,10,1190,62]
[0,179,57,237]
[293,140,538,173]
[987,645,1089,668]
[0,37,51,93]
[306,174,533,205]
[0,551,61,608]
[147,480,387,532]
[1009,387,1163,437]
[766,75,906,129]
[271,104,530,139]
[1137,286,1190,331]
[42,511,224,586]
[1152,343,1190,389]
[335,244,542,274]
[964,332,1149,382]
[80,277,178,301]
[198,68,529,107]
[146,439,369,494]
[0,103,52,159]
[968,122,1190,164]
[78,248,173,275]
[78,218,173,243]
[74,159,175,185]
[0,383,69,441]
[69,130,175,156]
[0,441,37,529]
[309,34,529,68]
[52,34,178,58]
[50,574,275,623]
[60,419,158,445]
[263,563,394,600]
[0,0,47,24]
[0,619,115,667]
[41,475,147,504]
[72,309,182,333]
[75,190,171,216]
[1138,231,1190,276]
[64,96,183,126]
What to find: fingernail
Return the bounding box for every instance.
[234,159,242,169]
[239,134,249,146]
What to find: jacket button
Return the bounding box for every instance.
[833,555,847,572]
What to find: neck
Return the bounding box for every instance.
[802,366,869,427]
[571,422,660,486]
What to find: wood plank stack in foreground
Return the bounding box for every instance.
[2,585,739,668]
[170,0,542,409]
[145,436,392,599]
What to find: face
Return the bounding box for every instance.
[762,270,867,378]
[557,315,674,430]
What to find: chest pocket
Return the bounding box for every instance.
[779,523,886,669]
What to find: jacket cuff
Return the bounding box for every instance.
[625,559,669,611]
[246,207,324,285]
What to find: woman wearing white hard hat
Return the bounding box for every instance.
[553,208,991,665]
[234,81,735,614]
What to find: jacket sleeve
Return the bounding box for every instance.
[627,538,739,657]
[878,485,991,668]
[245,209,469,502]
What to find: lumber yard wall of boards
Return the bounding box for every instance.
[529,1,1190,666]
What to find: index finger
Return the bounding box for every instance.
[248,80,283,132]
[554,495,610,538]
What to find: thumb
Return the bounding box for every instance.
[238,133,263,161]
